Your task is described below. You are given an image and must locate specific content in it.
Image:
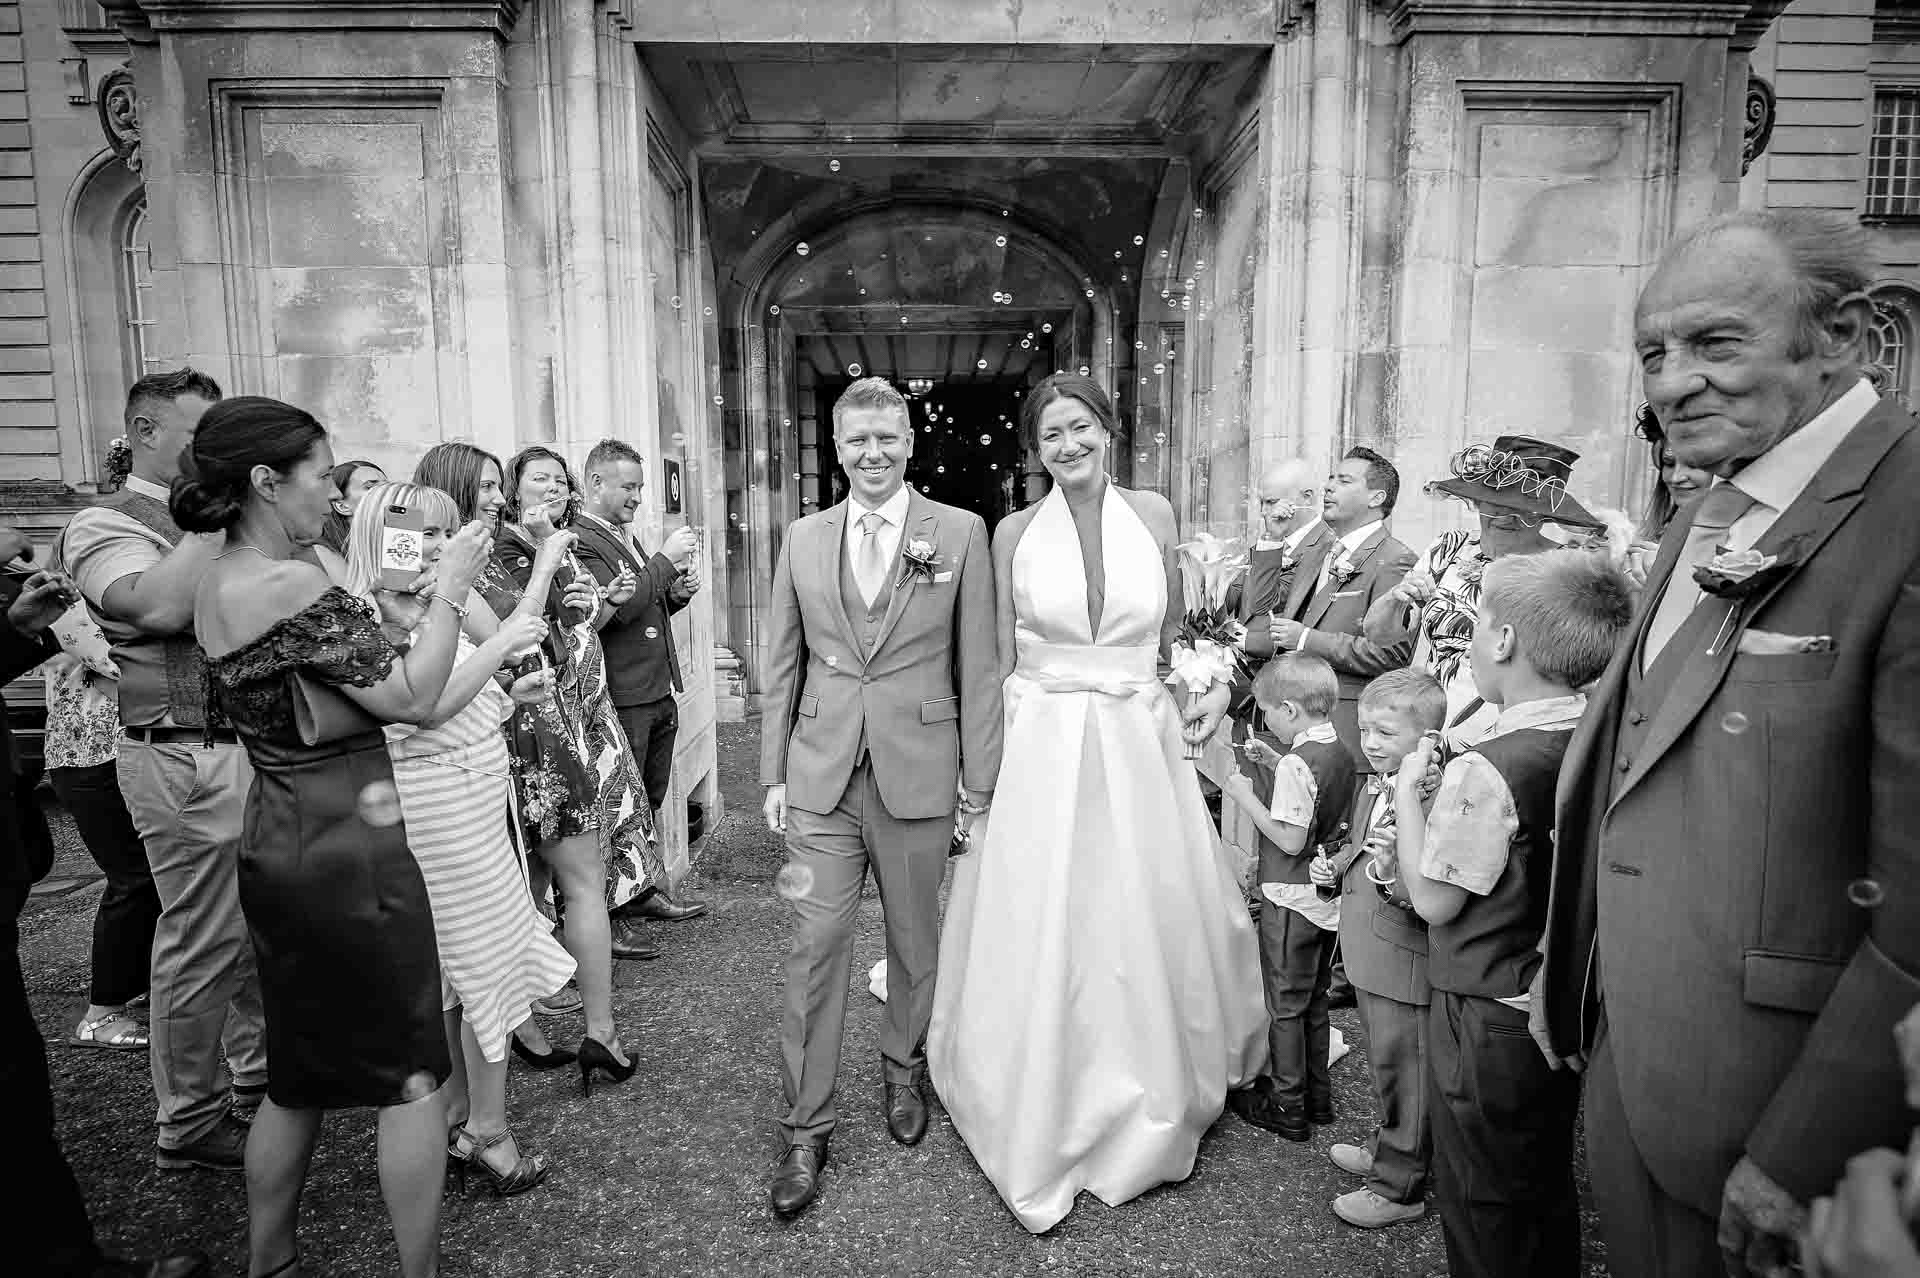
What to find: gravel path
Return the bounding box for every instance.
[23,719,1606,1276]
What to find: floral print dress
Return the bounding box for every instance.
[477,526,660,908]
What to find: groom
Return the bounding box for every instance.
[759,377,1002,1216]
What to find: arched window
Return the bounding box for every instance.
[1867,286,1919,403]
[119,200,157,377]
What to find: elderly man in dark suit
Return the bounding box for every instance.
[1268,446,1418,772]
[574,438,707,962]
[2,564,207,1277]
[1231,457,1329,734]
[1538,209,1920,1277]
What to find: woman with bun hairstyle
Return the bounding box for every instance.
[341,481,576,1196]
[178,397,494,1278]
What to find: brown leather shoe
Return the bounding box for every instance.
[885,1081,928,1145]
[768,1141,827,1216]
[609,919,660,961]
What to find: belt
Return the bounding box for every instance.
[123,726,239,746]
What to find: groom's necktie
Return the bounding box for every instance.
[854,511,888,609]
[1641,480,1759,667]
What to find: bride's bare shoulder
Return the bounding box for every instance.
[992,504,1040,561]
[1116,486,1177,543]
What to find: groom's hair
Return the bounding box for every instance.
[832,377,908,436]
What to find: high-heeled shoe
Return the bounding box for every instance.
[510,1035,577,1071]
[577,1036,636,1095]
[448,1125,548,1197]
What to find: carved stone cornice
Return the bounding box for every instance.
[1389,0,1752,41]
[110,0,524,36]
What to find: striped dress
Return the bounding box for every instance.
[385,638,576,1061]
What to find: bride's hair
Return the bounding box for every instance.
[1021,373,1126,449]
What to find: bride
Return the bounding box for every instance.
[928,373,1267,1233]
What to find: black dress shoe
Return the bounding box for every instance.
[1227,1083,1310,1141]
[1309,1100,1336,1126]
[609,919,660,961]
[768,1141,827,1216]
[1326,982,1357,1009]
[885,1081,928,1145]
[636,892,709,922]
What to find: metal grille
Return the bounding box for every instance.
[1869,290,1915,402]
[1868,90,1920,217]
[119,202,161,374]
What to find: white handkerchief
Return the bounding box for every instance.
[933,571,953,583]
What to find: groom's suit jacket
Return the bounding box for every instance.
[1278,524,1416,769]
[760,488,1002,820]
[1540,397,1920,1213]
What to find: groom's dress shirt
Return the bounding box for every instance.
[843,484,910,577]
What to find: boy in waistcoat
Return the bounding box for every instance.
[1319,667,1448,1229]
[1393,550,1632,1278]
[1218,653,1359,1140]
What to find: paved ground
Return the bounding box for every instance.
[23,719,1608,1276]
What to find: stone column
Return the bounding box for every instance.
[1380,0,1752,553]
[105,0,530,469]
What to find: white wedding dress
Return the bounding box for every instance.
[928,484,1267,1234]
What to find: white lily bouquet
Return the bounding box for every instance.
[1166,533,1251,760]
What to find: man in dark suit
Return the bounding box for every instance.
[3,565,206,1277]
[1232,458,1330,734]
[574,439,707,961]
[1538,209,1920,1277]
[1268,447,1418,771]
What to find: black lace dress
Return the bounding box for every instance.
[207,587,450,1109]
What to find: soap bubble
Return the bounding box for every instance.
[995,235,1007,248]
[829,158,841,172]
[712,394,724,406]
[977,359,989,370]
[670,295,682,308]
[358,781,403,828]
[1847,878,1886,909]
[847,363,862,376]
[703,305,713,316]
[1041,323,1053,334]
[774,862,816,902]
[1078,365,1090,376]
[670,431,686,445]
[1133,235,1144,245]
[979,433,993,445]
[1085,289,1095,298]
[769,304,781,315]
[1720,711,1751,735]
[795,242,810,256]
[936,465,946,474]
[1153,431,1168,445]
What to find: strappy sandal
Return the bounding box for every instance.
[449,1125,549,1197]
[69,1011,149,1052]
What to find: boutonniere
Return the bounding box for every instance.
[1692,544,1800,600]
[1695,537,1808,655]
[1329,552,1360,587]
[898,537,941,588]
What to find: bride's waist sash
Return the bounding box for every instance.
[1012,640,1161,699]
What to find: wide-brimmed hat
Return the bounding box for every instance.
[1425,434,1603,530]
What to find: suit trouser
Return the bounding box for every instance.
[1258,901,1336,1112]
[116,738,267,1149]
[1586,1025,1723,1278]
[1427,991,1581,1278]
[49,762,159,1007]
[4,912,103,1275]
[616,695,678,813]
[779,760,949,1145]
[1355,986,1430,1203]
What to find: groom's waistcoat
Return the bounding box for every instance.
[838,537,896,763]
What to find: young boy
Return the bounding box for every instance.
[1218,654,1359,1140]
[1320,667,1448,1229]
[1393,551,1632,1278]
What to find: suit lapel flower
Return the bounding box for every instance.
[1693,540,1803,600]
[1329,550,1360,588]
[897,536,940,589]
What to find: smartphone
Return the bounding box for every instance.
[379,502,427,591]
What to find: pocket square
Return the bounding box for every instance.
[1737,629,1834,655]
[933,571,953,583]
[1332,590,1361,599]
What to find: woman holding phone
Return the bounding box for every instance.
[413,442,645,1092]
[344,482,578,1195]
